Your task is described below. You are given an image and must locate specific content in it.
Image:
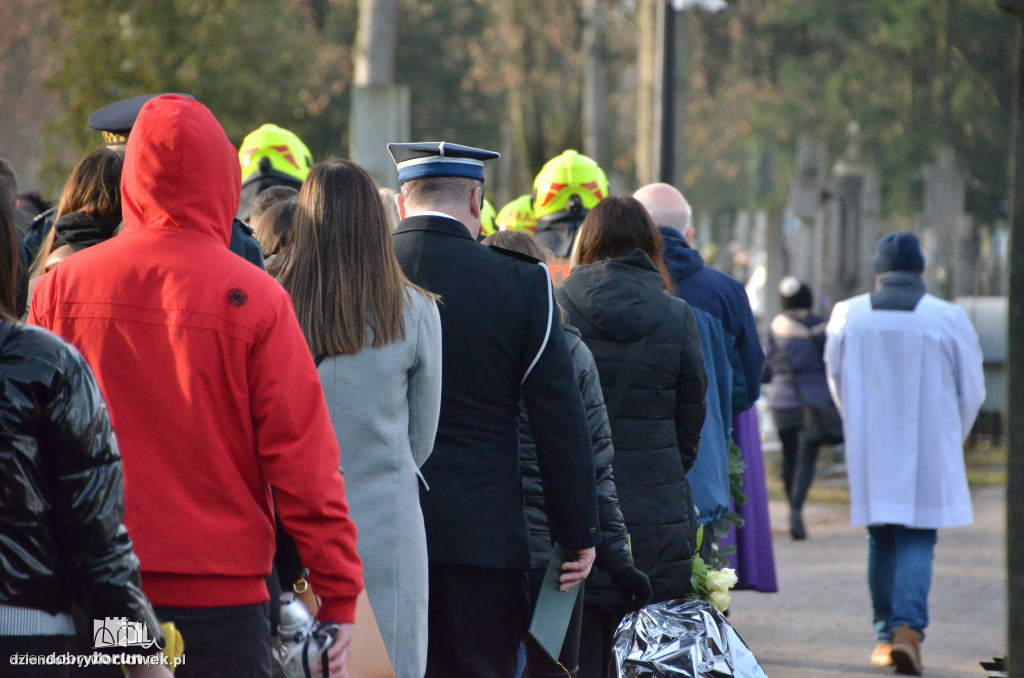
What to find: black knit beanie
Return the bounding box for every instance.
[873,231,924,274]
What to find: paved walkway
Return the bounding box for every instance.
[727,486,1006,677]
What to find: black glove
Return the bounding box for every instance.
[609,566,652,612]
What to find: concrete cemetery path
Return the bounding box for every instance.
[727,485,1006,678]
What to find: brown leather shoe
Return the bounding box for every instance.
[870,642,893,666]
[891,626,923,675]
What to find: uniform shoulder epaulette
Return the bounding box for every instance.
[27,206,56,230]
[233,218,256,236]
[488,245,540,265]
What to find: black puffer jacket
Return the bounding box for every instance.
[557,250,707,607]
[0,320,162,643]
[520,324,632,573]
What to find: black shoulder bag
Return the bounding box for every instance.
[767,330,843,446]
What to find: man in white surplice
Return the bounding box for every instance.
[824,231,985,677]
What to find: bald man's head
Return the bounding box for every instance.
[633,182,693,243]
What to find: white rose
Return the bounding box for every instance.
[705,568,738,593]
[705,571,727,593]
[709,590,731,613]
[718,568,738,590]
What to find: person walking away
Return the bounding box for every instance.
[29,95,363,678]
[824,232,984,675]
[762,277,833,540]
[557,196,707,677]
[484,229,652,678]
[389,141,600,677]
[0,199,170,678]
[278,159,442,678]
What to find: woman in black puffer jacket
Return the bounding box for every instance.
[484,230,651,678]
[0,201,166,677]
[558,196,707,678]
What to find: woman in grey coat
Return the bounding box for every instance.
[278,160,441,677]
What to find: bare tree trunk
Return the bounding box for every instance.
[353,0,397,87]
[635,0,664,187]
[1003,7,1024,675]
[582,0,607,169]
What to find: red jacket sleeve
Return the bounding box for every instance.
[248,293,363,623]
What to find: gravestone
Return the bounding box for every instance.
[786,136,828,306]
[921,145,967,299]
[829,123,880,305]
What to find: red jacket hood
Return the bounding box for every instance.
[121,95,240,247]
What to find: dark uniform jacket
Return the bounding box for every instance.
[519,325,632,573]
[558,249,706,607]
[0,320,163,644]
[393,214,600,570]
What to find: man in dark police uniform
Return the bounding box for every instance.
[389,141,601,676]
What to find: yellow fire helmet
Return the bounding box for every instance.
[532,150,608,220]
[496,194,538,234]
[238,123,313,184]
[479,198,498,237]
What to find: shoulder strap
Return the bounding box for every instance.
[767,330,807,407]
[521,262,555,386]
[604,335,648,424]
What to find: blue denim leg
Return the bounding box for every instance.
[867,525,896,641]
[890,526,937,637]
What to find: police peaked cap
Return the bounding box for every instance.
[388,141,499,184]
[88,93,194,144]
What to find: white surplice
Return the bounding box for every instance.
[824,293,985,529]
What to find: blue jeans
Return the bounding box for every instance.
[867,525,937,642]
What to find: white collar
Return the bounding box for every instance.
[409,210,461,222]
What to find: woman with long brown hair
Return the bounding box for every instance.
[31,148,122,278]
[278,159,441,678]
[556,195,707,677]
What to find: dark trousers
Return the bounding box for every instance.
[524,568,584,677]
[577,604,626,678]
[426,563,530,678]
[0,635,73,678]
[774,409,820,512]
[154,602,271,678]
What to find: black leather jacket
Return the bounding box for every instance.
[520,325,633,574]
[0,320,162,643]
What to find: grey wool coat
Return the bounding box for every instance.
[317,289,442,678]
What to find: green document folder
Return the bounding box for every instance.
[528,543,582,663]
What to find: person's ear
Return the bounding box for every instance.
[684,226,695,244]
[396,192,407,220]
[469,186,483,219]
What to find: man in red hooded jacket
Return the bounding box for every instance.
[30,95,362,678]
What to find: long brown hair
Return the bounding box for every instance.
[279,159,432,356]
[574,195,674,291]
[32,148,123,276]
[0,198,18,320]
